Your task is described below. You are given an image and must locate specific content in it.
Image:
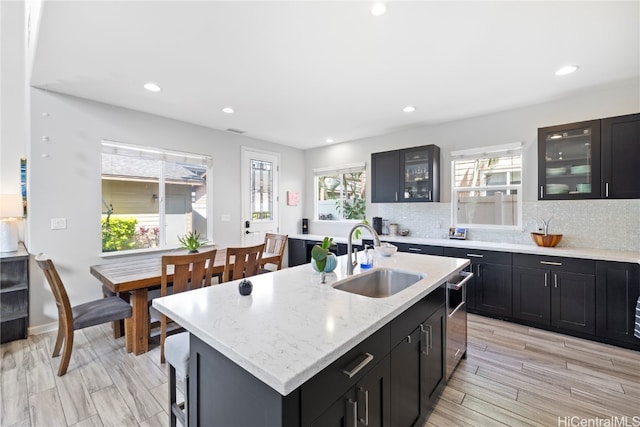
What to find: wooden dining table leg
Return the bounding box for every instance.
[131,288,149,355]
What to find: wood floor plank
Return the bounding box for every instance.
[521,361,625,393]
[138,412,168,427]
[90,385,139,427]
[24,348,56,395]
[460,393,547,427]
[70,414,104,427]
[54,368,97,425]
[28,387,67,427]
[428,395,509,426]
[570,384,640,417]
[0,365,30,426]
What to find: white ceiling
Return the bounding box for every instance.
[30,1,640,150]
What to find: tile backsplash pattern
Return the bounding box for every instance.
[375,199,640,253]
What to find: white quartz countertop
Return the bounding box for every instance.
[289,234,640,264]
[152,252,469,396]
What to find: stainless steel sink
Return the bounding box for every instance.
[332,268,425,298]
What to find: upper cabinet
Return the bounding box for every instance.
[538,113,640,200]
[372,144,440,203]
[601,113,640,199]
[538,119,601,200]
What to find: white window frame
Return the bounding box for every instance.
[313,162,367,222]
[451,143,523,231]
[101,140,213,254]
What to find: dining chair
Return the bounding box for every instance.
[223,243,264,282]
[260,233,288,273]
[35,255,133,376]
[159,249,217,427]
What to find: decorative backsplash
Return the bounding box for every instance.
[374,199,640,253]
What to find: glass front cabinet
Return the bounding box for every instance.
[538,119,601,200]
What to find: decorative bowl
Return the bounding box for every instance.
[530,232,563,247]
[571,165,591,175]
[546,167,566,176]
[375,244,398,257]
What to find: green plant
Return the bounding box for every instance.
[178,230,205,252]
[102,217,137,252]
[311,236,333,272]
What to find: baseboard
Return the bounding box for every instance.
[29,321,58,336]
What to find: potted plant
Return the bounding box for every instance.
[178,230,205,253]
[311,236,337,273]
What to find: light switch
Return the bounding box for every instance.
[221,214,231,222]
[51,218,67,230]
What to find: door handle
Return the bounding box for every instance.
[544,272,548,287]
[342,353,374,378]
[357,386,369,426]
[420,324,429,355]
[346,399,357,427]
[554,273,558,288]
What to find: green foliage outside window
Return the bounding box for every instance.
[102,217,137,252]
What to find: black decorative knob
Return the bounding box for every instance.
[238,279,253,296]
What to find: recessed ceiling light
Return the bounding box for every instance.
[371,2,386,16]
[325,138,334,144]
[403,106,416,113]
[555,65,579,76]
[143,82,161,92]
[222,107,235,114]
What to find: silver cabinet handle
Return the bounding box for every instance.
[420,324,430,355]
[540,185,544,198]
[605,182,609,198]
[428,190,432,200]
[544,272,548,288]
[346,399,357,427]
[408,247,422,252]
[476,263,482,278]
[466,253,484,258]
[554,273,558,288]
[428,324,433,351]
[406,335,412,344]
[342,352,374,378]
[540,261,562,266]
[357,386,369,426]
[395,191,398,201]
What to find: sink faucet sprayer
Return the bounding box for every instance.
[347,223,382,275]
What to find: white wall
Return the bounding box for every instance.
[304,78,640,249]
[27,89,305,328]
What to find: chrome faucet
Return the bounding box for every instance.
[346,223,382,275]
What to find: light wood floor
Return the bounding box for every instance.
[1,314,638,426]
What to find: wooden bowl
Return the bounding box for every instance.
[530,232,562,247]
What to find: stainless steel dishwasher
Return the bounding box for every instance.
[445,271,473,379]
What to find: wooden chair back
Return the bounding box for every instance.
[223,244,264,282]
[263,233,288,271]
[160,249,217,363]
[35,256,74,335]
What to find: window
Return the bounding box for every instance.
[451,143,522,230]
[314,163,366,221]
[101,140,212,253]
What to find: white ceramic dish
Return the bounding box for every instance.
[375,244,398,257]
[571,165,591,175]
[546,167,566,176]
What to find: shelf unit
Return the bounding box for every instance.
[1,243,29,343]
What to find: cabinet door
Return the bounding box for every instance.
[355,355,390,427]
[288,239,308,267]
[596,261,640,347]
[475,262,513,317]
[512,266,551,326]
[421,308,444,412]
[538,119,601,200]
[551,271,596,335]
[310,387,357,427]
[390,327,422,427]
[372,150,400,202]
[601,113,640,199]
[401,145,440,202]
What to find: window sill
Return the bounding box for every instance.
[99,243,216,258]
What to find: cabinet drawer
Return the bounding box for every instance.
[394,243,443,256]
[390,287,445,346]
[513,253,594,274]
[0,289,28,320]
[444,248,511,265]
[300,324,390,425]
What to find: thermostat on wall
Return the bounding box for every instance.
[448,227,467,240]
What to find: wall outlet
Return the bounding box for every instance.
[51,218,67,230]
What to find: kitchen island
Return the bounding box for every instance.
[153,252,469,426]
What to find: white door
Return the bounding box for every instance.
[241,147,280,246]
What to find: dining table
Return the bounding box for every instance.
[90,247,281,355]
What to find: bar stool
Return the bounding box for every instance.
[165,332,190,427]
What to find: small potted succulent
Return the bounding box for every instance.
[178,230,205,253]
[311,236,337,273]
